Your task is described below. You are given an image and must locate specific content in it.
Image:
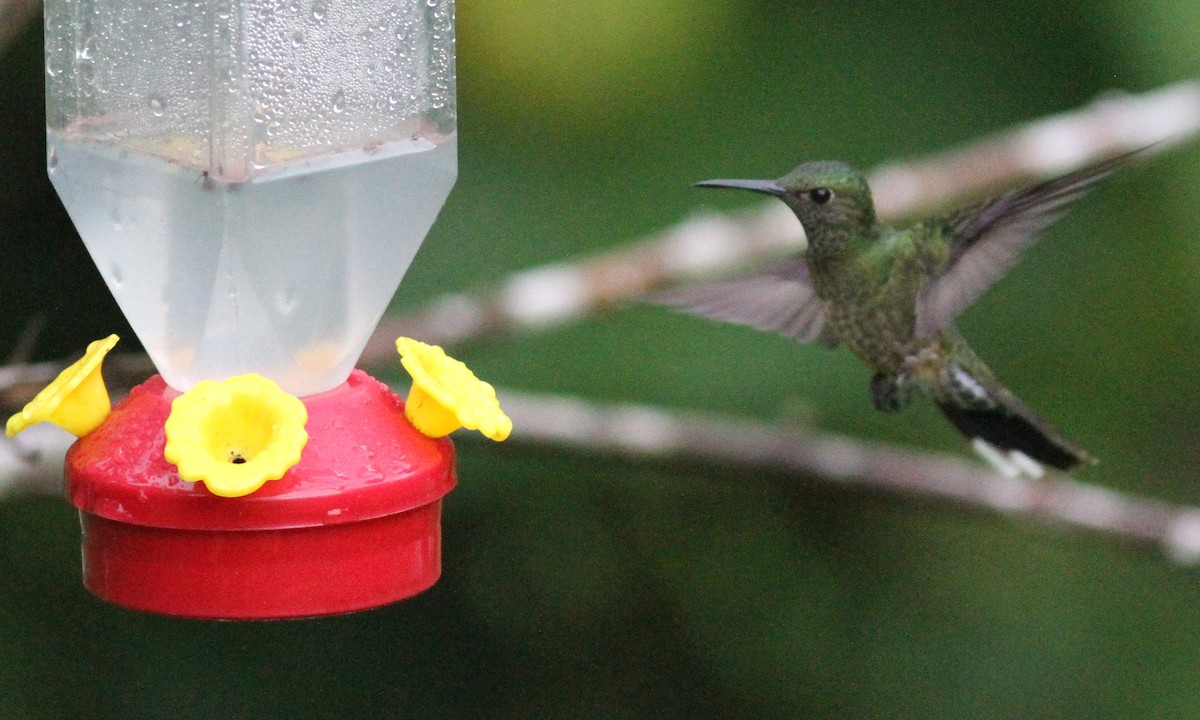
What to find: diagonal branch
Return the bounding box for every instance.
[364,80,1200,360]
[486,389,1200,564]
[8,382,1200,564]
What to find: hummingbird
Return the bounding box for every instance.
[653,152,1143,474]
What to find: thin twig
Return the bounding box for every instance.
[0,423,73,499]
[8,382,1200,565]
[6,312,47,366]
[488,389,1200,564]
[364,80,1200,358]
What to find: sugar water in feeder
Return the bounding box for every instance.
[45,0,457,395]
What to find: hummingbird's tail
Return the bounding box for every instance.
[932,362,1094,472]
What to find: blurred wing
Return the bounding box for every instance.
[914,150,1139,339]
[646,259,837,346]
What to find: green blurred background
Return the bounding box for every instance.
[3,1,1200,717]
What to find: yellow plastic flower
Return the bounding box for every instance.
[163,374,308,498]
[6,334,119,438]
[396,337,512,441]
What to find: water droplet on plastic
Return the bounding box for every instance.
[76,36,94,62]
[148,94,166,117]
[311,1,327,21]
[110,264,123,287]
[331,89,346,113]
[47,146,57,173]
[275,287,298,315]
[291,31,305,48]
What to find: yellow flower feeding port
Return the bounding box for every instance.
[164,374,309,498]
[396,337,513,442]
[6,335,118,438]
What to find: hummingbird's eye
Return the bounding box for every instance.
[808,187,833,205]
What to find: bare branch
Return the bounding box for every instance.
[362,207,799,361]
[0,423,73,499]
[366,80,1200,357]
[869,82,1200,218]
[8,381,1200,564]
[488,388,1200,564]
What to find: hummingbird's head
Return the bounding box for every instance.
[695,160,876,260]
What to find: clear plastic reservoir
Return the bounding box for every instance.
[44,0,457,395]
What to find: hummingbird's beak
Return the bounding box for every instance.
[693,178,786,196]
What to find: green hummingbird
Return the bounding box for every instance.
[654,152,1142,473]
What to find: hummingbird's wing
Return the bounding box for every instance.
[646,259,838,346]
[913,151,1136,340]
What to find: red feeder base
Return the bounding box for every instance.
[65,370,456,620]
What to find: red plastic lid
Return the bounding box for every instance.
[65,369,456,618]
[66,369,456,530]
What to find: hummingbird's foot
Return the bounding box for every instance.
[870,372,913,413]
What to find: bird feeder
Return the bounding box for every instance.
[19,0,504,619]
